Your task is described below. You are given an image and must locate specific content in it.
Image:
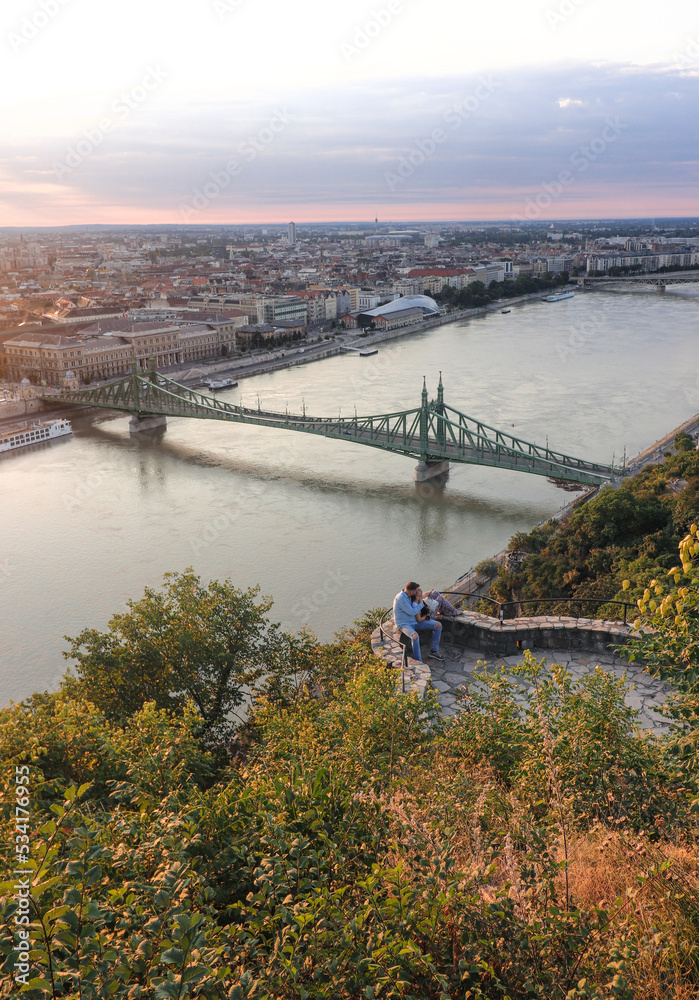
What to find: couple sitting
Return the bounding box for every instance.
[392,582,459,663]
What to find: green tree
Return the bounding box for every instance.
[620,526,699,785]
[62,570,282,742]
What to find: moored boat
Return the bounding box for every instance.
[203,378,238,390]
[0,418,72,454]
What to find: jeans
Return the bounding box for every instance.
[400,619,442,662]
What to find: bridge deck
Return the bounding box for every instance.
[51,370,618,487]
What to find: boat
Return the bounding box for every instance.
[501,309,511,314]
[359,349,378,357]
[0,418,72,454]
[545,290,575,302]
[203,378,238,390]
[547,477,586,492]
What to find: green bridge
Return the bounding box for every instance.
[52,364,619,486]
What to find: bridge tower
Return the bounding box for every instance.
[128,359,167,433]
[415,375,450,484]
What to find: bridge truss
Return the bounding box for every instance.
[52,365,619,487]
[580,271,699,287]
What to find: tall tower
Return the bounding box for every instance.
[288,222,297,245]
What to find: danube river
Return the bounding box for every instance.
[2,287,699,704]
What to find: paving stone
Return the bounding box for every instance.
[462,663,487,675]
[438,693,457,707]
[371,623,676,725]
[440,705,459,718]
[443,671,467,686]
[642,707,671,728]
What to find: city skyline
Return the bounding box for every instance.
[1,0,698,226]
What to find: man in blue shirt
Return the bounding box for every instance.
[393,581,445,662]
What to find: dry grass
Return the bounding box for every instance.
[547,828,699,998]
[381,755,699,996]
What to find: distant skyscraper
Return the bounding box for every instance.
[288,222,297,245]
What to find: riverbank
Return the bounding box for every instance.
[7,291,549,421]
[445,405,699,606]
[342,292,548,352]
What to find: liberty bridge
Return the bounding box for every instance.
[53,363,620,487]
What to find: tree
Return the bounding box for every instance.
[620,526,699,789]
[62,570,285,743]
[674,431,694,453]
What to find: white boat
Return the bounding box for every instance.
[545,290,575,302]
[203,378,238,390]
[0,418,72,454]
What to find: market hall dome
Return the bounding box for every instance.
[361,294,441,319]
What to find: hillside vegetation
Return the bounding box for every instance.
[1,553,698,998]
[490,434,699,617]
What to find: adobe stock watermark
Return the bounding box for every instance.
[556,306,610,360]
[290,568,350,621]
[384,76,500,192]
[545,0,590,29]
[189,483,267,556]
[670,29,699,68]
[513,116,629,221]
[7,0,72,53]
[683,369,699,409]
[190,502,244,557]
[61,466,113,512]
[0,557,12,582]
[180,107,295,221]
[341,0,404,63]
[213,0,246,20]
[53,66,168,180]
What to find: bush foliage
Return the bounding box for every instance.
[489,445,699,618]
[1,571,698,998]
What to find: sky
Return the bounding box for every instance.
[0,0,698,226]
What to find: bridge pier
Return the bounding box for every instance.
[657,284,666,293]
[415,460,450,482]
[129,414,167,433]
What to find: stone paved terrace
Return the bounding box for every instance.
[429,643,674,732]
[371,614,676,734]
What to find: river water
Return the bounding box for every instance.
[2,287,699,705]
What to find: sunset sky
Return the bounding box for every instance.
[1,0,698,226]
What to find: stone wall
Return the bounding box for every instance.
[370,610,640,696]
[0,397,43,422]
[439,609,636,656]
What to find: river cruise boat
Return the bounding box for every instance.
[203,377,238,390]
[545,290,575,302]
[0,418,72,454]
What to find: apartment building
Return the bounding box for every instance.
[583,252,699,273]
[1,317,239,386]
[406,268,479,292]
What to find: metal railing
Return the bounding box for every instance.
[378,593,637,657]
[441,591,637,626]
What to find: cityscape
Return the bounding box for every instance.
[1,219,698,387]
[2,0,699,995]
